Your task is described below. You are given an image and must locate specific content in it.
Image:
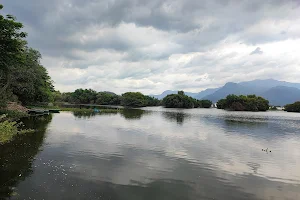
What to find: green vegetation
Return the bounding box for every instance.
[121,92,146,107]
[217,94,269,111]
[0,110,28,120]
[53,89,160,108]
[162,91,212,108]
[0,116,34,144]
[284,101,300,113]
[121,92,159,107]
[0,5,53,108]
[96,92,121,105]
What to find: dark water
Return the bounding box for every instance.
[1,108,300,200]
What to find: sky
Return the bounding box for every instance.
[2,0,300,94]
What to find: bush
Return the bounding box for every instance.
[0,119,34,144]
[0,110,28,120]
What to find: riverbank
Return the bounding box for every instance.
[0,103,31,144]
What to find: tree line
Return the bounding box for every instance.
[53,89,213,108]
[53,89,160,107]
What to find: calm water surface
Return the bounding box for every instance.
[1,108,300,200]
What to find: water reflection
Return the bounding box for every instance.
[71,109,147,120]
[72,111,97,118]
[0,115,52,199]
[120,109,147,120]
[1,109,300,200]
[162,112,189,125]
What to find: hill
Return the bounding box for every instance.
[203,82,256,103]
[261,86,300,106]
[151,88,217,100]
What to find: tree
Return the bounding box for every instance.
[96,92,121,105]
[71,89,97,104]
[144,96,160,106]
[0,5,53,106]
[9,48,54,104]
[178,91,185,96]
[199,100,212,108]
[162,93,194,108]
[217,94,269,111]
[284,101,300,112]
[0,4,27,96]
[121,92,146,107]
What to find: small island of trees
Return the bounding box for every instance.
[217,94,269,111]
[284,101,300,113]
[162,91,212,108]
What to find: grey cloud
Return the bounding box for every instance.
[2,0,300,92]
[250,47,263,55]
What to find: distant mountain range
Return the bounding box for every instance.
[150,79,300,106]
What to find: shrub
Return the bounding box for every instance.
[0,119,34,144]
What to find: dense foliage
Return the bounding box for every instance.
[162,91,212,108]
[0,5,53,107]
[217,94,269,111]
[284,101,300,113]
[96,92,121,105]
[53,89,160,108]
[121,92,160,107]
[0,115,33,144]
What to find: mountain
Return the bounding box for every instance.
[184,92,200,99]
[239,79,300,91]
[150,90,177,99]
[261,86,300,106]
[195,88,219,99]
[151,79,300,105]
[203,79,300,105]
[202,82,256,103]
[151,88,217,100]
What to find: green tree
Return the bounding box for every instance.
[10,48,54,104]
[162,93,194,108]
[96,92,121,105]
[0,5,53,106]
[121,92,146,107]
[217,94,269,111]
[144,96,160,106]
[71,89,97,104]
[284,101,300,112]
[0,4,27,96]
[199,100,212,108]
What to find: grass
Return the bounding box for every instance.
[0,118,34,144]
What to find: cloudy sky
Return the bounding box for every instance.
[2,0,300,94]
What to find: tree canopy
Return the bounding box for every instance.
[217,94,269,111]
[53,90,160,108]
[0,4,53,107]
[162,91,212,108]
[284,101,300,113]
[121,92,147,107]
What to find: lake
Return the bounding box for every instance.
[1,107,300,200]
